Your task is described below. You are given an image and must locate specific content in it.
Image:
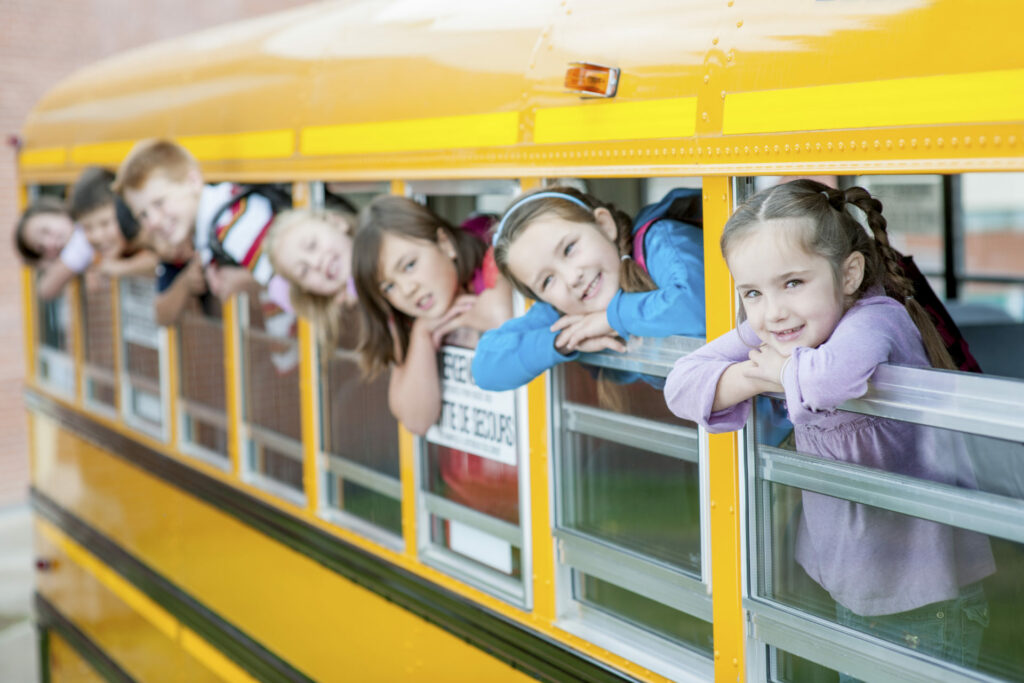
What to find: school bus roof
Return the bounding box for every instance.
[19,0,1024,182]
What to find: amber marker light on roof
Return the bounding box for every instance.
[564,62,620,97]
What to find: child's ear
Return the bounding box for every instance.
[593,207,617,241]
[436,228,457,260]
[841,251,866,296]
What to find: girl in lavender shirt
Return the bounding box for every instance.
[665,179,994,669]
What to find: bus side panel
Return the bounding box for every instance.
[29,410,535,683]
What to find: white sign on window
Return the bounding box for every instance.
[425,346,517,466]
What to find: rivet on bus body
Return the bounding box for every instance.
[978,136,986,147]
[753,146,759,154]
[1009,136,1017,146]
[566,8,572,14]
[951,137,959,147]
[993,135,1001,146]
[715,650,721,660]
[737,20,743,28]
[721,90,726,99]
[711,500,717,508]
[924,138,931,148]
[702,111,709,121]
[721,194,726,201]
[728,0,734,6]
[773,144,780,153]
[712,36,719,45]
[827,142,834,151]
[898,139,905,149]
[784,144,791,153]
[816,142,822,151]
[704,194,709,201]
[885,140,892,150]
[910,139,918,149]
[964,136,972,147]
[727,51,735,62]
[733,658,739,667]
[744,146,750,154]
[861,141,868,150]
[937,138,945,148]
[707,146,713,155]
[729,506,735,513]
[704,74,710,84]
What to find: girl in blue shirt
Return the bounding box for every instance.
[473,187,705,391]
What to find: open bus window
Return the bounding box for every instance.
[118,276,168,438]
[548,176,712,675]
[320,305,402,541]
[237,291,304,503]
[177,298,229,468]
[407,180,530,603]
[80,277,117,413]
[747,369,1024,680]
[35,278,74,396]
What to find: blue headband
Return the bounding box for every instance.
[492,192,592,246]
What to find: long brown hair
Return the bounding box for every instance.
[492,186,656,304]
[352,195,486,378]
[14,196,69,263]
[721,179,955,370]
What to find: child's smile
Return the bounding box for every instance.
[505,212,620,315]
[728,218,852,356]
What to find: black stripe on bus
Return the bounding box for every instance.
[35,593,136,683]
[25,389,638,683]
[32,489,314,683]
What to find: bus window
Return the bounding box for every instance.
[237,291,304,503]
[35,279,74,397]
[857,173,1024,380]
[80,277,117,414]
[549,177,712,677]
[119,276,168,438]
[320,304,402,541]
[408,180,529,603]
[177,298,229,468]
[735,174,1024,680]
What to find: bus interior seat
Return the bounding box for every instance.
[947,301,1024,380]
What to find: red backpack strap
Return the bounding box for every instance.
[632,218,656,274]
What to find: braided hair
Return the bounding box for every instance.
[721,179,955,370]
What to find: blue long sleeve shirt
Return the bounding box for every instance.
[473,218,705,391]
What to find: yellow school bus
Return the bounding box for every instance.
[18,1,1024,681]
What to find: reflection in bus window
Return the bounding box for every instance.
[320,308,401,537]
[81,278,117,411]
[178,298,228,464]
[239,292,303,499]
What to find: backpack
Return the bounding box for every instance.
[631,187,703,274]
[208,184,292,267]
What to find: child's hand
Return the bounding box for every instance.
[744,345,787,390]
[206,264,253,300]
[569,334,627,354]
[182,257,208,295]
[428,294,478,348]
[550,311,616,353]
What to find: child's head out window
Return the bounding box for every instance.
[722,178,954,368]
[352,195,487,376]
[493,186,655,313]
[14,196,73,263]
[266,208,357,345]
[114,138,202,247]
[70,166,128,258]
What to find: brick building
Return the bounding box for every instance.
[0,0,311,508]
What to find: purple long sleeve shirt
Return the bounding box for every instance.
[665,294,994,615]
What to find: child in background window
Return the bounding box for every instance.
[664,179,994,672]
[114,139,280,325]
[473,186,704,391]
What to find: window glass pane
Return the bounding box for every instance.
[320,308,401,535]
[856,175,944,273]
[240,292,302,496]
[81,279,116,409]
[119,277,163,432]
[429,514,521,578]
[754,409,1024,679]
[559,362,701,574]
[770,648,839,683]
[178,300,228,460]
[424,443,519,525]
[575,572,712,656]
[962,173,1024,279]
